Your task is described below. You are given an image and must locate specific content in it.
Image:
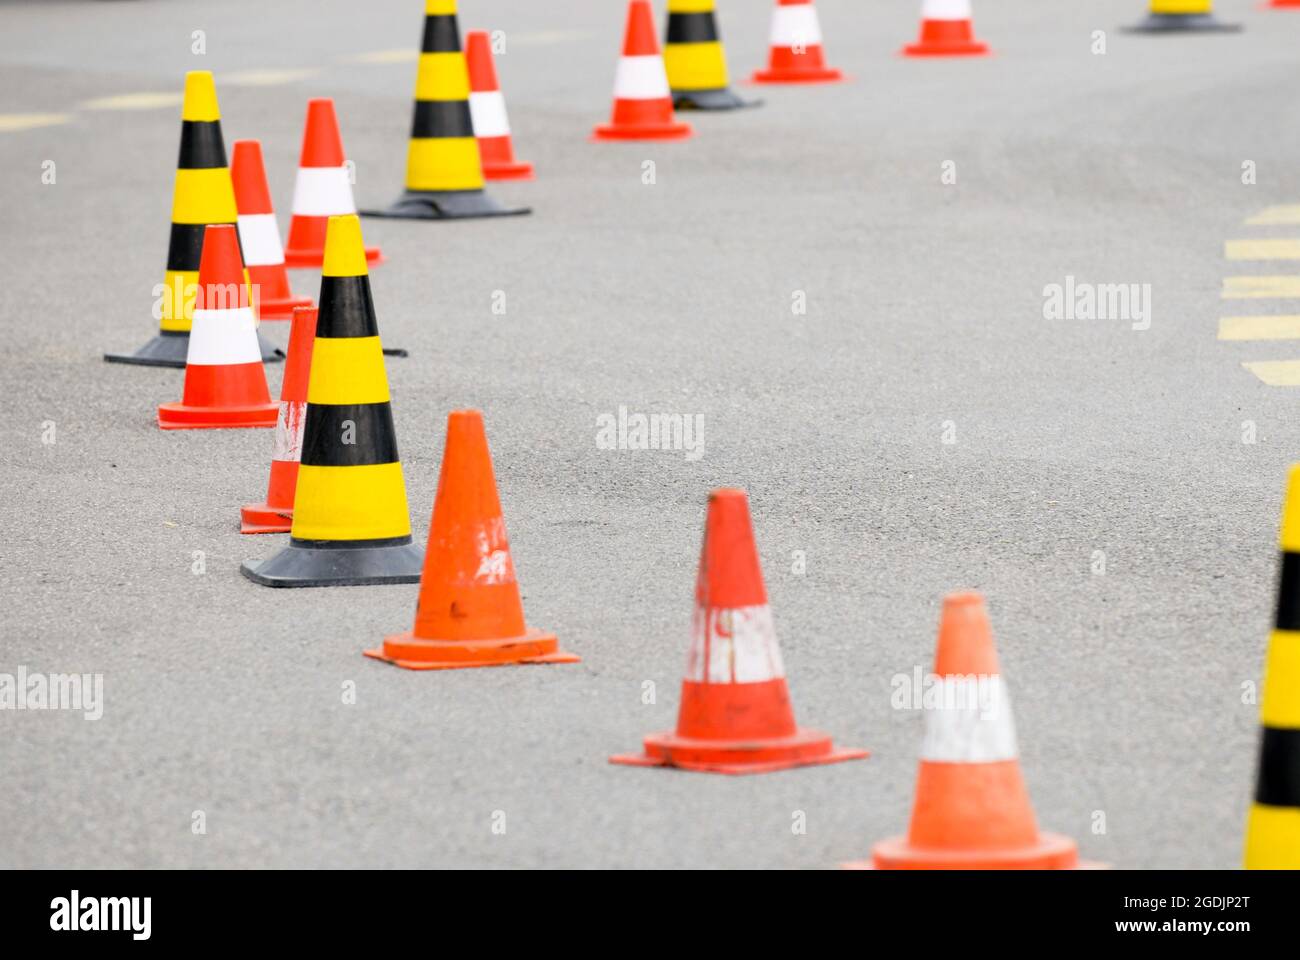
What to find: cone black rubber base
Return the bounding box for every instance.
[105,331,284,367]
[672,87,760,111]
[1124,14,1241,32]
[240,537,423,587]
[362,189,530,221]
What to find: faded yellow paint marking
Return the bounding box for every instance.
[0,112,71,132]
[222,68,319,87]
[1223,276,1300,299]
[1226,239,1300,261]
[1243,360,1300,386]
[1246,206,1300,226]
[81,92,182,111]
[1219,315,1300,341]
[344,49,418,64]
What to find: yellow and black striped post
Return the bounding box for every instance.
[364,0,528,220]
[106,71,279,367]
[663,0,756,111]
[241,215,423,587]
[1126,0,1240,32]
[1245,465,1300,867]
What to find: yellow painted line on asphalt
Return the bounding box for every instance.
[1246,206,1300,226]
[1219,315,1300,341]
[1226,239,1300,261]
[81,92,182,111]
[343,49,417,64]
[0,112,71,132]
[1223,276,1300,299]
[222,68,319,87]
[1243,360,1300,386]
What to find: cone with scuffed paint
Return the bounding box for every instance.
[106,71,280,368]
[232,140,313,321]
[849,593,1082,869]
[241,216,422,587]
[364,1,529,219]
[1126,0,1240,32]
[594,0,693,140]
[610,488,867,774]
[902,0,989,57]
[662,0,757,110]
[1244,466,1300,868]
[751,0,842,84]
[284,99,383,267]
[158,225,279,430]
[465,30,534,180]
[240,306,317,534]
[365,410,579,670]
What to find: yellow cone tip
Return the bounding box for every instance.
[425,0,459,14]
[182,71,221,122]
[1280,464,1300,552]
[322,215,370,278]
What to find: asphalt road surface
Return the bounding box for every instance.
[3,0,1297,868]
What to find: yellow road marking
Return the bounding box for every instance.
[1223,276,1300,299]
[81,92,182,111]
[343,49,418,64]
[1226,239,1300,261]
[0,112,71,132]
[1247,206,1300,226]
[222,68,319,87]
[1243,360,1300,386]
[1219,315,1300,340]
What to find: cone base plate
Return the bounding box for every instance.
[1124,14,1241,32]
[592,121,693,141]
[858,832,1081,870]
[362,189,530,220]
[256,294,314,321]
[482,161,535,181]
[240,502,292,535]
[364,627,579,670]
[750,68,844,85]
[241,538,423,587]
[610,728,868,776]
[106,331,284,368]
[158,401,279,430]
[672,87,760,111]
[903,42,989,57]
[284,247,384,268]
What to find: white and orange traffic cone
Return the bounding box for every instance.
[751,0,843,84]
[465,30,534,181]
[593,1,693,141]
[902,0,990,57]
[231,140,313,321]
[284,99,382,268]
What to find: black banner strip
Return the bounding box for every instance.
[1255,726,1300,807]
[421,14,462,53]
[300,403,400,467]
[666,12,719,45]
[1275,551,1300,631]
[177,120,227,169]
[316,276,378,339]
[411,99,474,139]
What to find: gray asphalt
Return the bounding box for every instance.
[1,0,1295,868]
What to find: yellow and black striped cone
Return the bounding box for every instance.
[364,1,528,221]
[1245,465,1300,868]
[105,71,281,368]
[241,215,423,587]
[663,0,757,111]
[1126,0,1240,32]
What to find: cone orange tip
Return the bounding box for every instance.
[902,0,989,58]
[751,0,844,84]
[593,1,694,141]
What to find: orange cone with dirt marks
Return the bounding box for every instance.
[610,488,868,774]
[365,409,579,670]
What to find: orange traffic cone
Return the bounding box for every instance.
[902,0,989,57]
[366,409,579,670]
[465,30,534,180]
[283,99,382,268]
[232,140,313,321]
[240,305,317,533]
[848,593,1083,869]
[593,1,693,141]
[158,224,279,430]
[610,488,867,774]
[752,0,843,84]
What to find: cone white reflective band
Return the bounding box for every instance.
[685,604,786,684]
[236,213,285,268]
[468,91,511,138]
[186,307,262,366]
[290,166,355,217]
[921,0,973,20]
[919,675,1019,762]
[613,55,671,100]
[770,5,823,46]
[271,399,307,463]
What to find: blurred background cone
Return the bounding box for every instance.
[232,140,313,321]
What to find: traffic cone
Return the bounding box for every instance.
[1269,0,1300,8]
[240,305,317,534]
[283,99,383,267]
[365,410,579,670]
[240,215,422,587]
[902,0,990,57]
[465,30,534,181]
[594,1,693,141]
[662,0,757,110]
[849,593,1083,869]
[1126,1,1241,32]
[1244,466,1300,868]
[364,1,528,220]
[610,488,867,774]
[751,0,843,84]
[231,140,313,321]
[158,225,279,430]
[105,71,280,367]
